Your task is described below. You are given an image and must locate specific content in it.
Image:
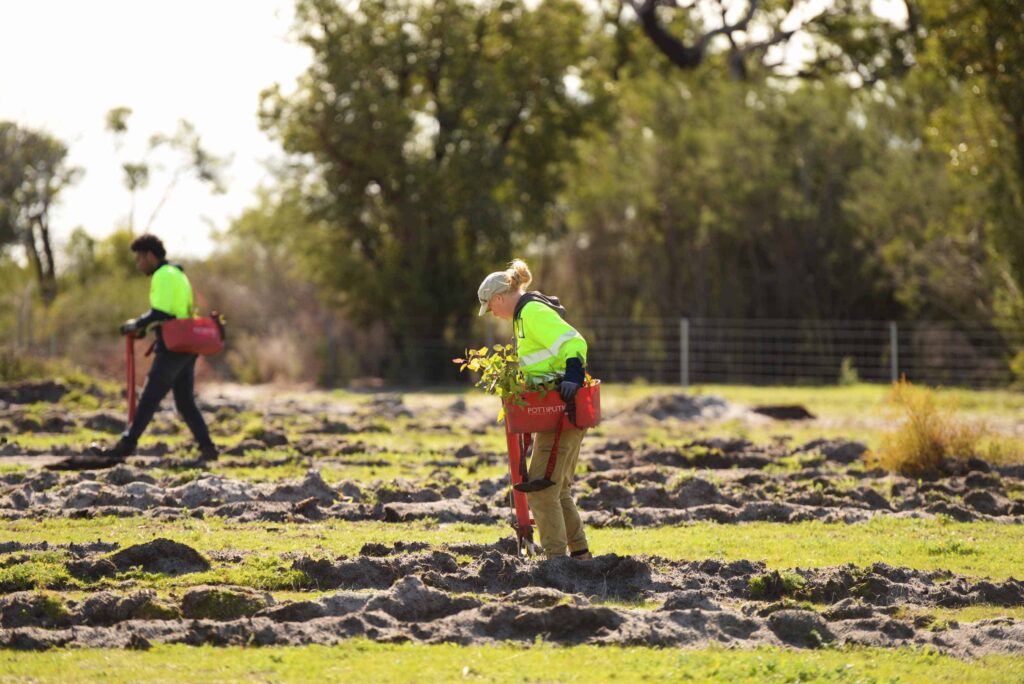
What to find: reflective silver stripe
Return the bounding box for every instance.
[526,372,561,384]
[519,331,578,367]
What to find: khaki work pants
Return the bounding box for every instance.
[525,425,588,558]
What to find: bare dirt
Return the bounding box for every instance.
[2,445,1021,526]
[1,541,1022,656]
[2,381,1023,656]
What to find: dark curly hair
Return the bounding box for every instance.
[130,234,166,259]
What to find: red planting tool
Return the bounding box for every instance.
[125,333,137,426]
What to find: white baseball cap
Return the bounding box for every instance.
[477,272,509,316]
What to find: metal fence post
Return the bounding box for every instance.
[889,321,899,383]
[323,316,336,387]
[680,318,690,388]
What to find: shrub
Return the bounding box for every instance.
[864,380,979,477]
[1010,350,1024,387]
[0,348,55,382]
[748,570,806,599]
[838,356,860,386]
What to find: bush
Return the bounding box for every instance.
[0,348,52,382]
[1010,350,1024,387]
[838,356,860,386]
[865,380,979,477]
[747,570,806,599]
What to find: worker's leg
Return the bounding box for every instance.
[171,354,214,448]
[558,428,589,555]
[125,351,191,444]
[526,425,586,559]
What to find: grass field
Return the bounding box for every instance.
[4,517,1023,583]
[3,381,1023,680]
[2,642,1024,683]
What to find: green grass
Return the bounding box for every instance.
[12,381,1022,472]
[0,517,499,558]
[593,518,1024,580]
[1,643,1022,683]
[196,452,506,484]
[620,382,1024,459]
[0,554,75,593]
[895,604,1024,624]
[691,383,1024,420]
[3,517,1022,586]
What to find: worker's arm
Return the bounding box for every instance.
[120,308,173,335]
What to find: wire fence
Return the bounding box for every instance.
[576,318,1024,388]
[9,308,1022,388]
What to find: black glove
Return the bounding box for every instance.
[559,357,586,402]
[122,308,173,336]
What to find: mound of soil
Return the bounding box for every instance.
[4,544,1024,657]
[0,381,69,405]
[630,394,737,421]
[79,590,180,625]
[0,592,73,628]
[69,539,209,579]
[751,405,815,421]
[2,583,1020,656]
[798,439,868,464]
[4,454,1023,526]
[181,586,271,620]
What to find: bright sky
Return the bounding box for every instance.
[0,0,310,259]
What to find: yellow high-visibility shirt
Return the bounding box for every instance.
[150,263,194,319]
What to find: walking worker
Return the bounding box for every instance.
[477,259,593,560]
[54,234,218,469]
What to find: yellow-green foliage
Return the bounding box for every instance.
[0,348,48,382]
[865,380,979,477]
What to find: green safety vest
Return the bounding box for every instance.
[151,263,194,319]
[513,297,587,385]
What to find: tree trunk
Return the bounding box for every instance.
[24,225,45,298]
[37,215,57,304]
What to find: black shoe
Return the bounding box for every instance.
[88,437,136,460]
[197,443,219,461]
[45,454,125,471]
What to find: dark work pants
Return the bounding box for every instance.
[126,350,213,447]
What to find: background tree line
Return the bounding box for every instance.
[2,0,1023,384]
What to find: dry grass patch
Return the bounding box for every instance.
[865,380,981,477]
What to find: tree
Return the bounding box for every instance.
[553,76,889,319]
[104,107,229,234]
[915,0,1024,321]
[0,122,82,303]
[625,0,802,77]
[260,0,608,380]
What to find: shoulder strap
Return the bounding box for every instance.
[513,292,568,321]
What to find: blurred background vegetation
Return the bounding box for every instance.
[2,0,1023,385]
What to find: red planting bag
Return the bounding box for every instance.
[160,317,225,355]
[504,380,600,433]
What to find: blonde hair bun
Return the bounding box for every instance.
[507,258,532,291]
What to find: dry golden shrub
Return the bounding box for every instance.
[865,380,980,477]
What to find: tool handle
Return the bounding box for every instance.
[125,334,137,425]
